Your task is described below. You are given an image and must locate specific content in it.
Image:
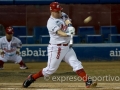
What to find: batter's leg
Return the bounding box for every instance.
[29,47,64,81]
[42,45,68,77]
[63,48,97,88]
[63,48,88,81]
[23,45,68,88]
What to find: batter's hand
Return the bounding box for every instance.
[67,26,75,35]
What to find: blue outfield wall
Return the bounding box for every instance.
[21,44,120,62]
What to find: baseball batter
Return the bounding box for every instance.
[0,26,28,69]
[23,2,97,88]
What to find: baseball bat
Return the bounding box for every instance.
[84,16,92,24]
[65,20,74,44]
[70,34,73,44]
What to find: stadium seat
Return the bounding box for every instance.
[100,26,117,42]
[14,0,55,5]
[18,36,35,44]
[18,36,27,44]
[86,35,103,43]
[0,0,13,5]
[78,26,95,42]
[40,35,50,44]
[100,26,117,34]
[110,26,118,34]
[109,34,120,43]
[12,26,27,37]
[33,26,49,43]
[73,35,81,44]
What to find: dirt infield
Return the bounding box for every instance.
[0,83,120,90]
[0,61,120,90]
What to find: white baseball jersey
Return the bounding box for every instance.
[0,36,22,57]
[0,36,22,63]
[47,12,71,44]
[42,12,83,77]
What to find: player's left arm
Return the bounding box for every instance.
[63,12,75,46]
[62,12,75,34]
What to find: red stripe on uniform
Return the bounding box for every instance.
[56,47,61,59]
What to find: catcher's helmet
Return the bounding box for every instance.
[5,26,14,34]
[50,2,63,12]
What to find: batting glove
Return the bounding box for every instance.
[66,27,75,36]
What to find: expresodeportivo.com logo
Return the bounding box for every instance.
[44,75,120,83]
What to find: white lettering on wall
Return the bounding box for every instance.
[26,48,33,56]
[21,48,47,57]
[110,48,120,57]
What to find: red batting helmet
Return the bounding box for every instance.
[50,2,63,12]
[5,26,14,34]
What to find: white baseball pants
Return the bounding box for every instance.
[0,54,22,63]
[42,44,83,77]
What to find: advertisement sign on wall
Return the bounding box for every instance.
[21,44,120,62]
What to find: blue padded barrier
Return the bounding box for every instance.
[100,26,118,42]
[0,0,13,5]
[73,35,81,44]
[40,35,81,44]
[18,36,27,44]
[18,36,35,44]
[40,35,50,44]
[33,26,49,43]
[109,34,120,43]
[100,0,120,4]
[20,44,120,61]
[14,0,55,5]
[78,26,95,42]
[26,36,35,44]
[56,0,99,4]
[86,35,103,43]
[12,26,27,37]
